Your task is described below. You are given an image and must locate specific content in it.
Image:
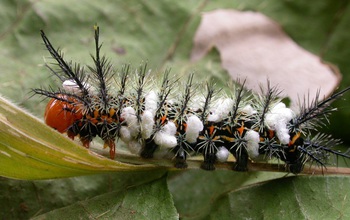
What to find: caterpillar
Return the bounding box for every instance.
[33,25,350,174]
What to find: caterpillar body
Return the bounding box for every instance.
[34,26,350,174]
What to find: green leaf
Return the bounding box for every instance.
[209,176,350,219]
[168,170,286,219]
[31,176,178,220]
[0,95,155,180]
[0,171,167,219]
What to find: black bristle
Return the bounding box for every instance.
[255,81,281,132]
[293,87,350,131]
[200,82,215,123]
[40,30,90,98]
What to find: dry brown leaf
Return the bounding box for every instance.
[191,9,341,108]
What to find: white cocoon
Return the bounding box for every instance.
[119,126,131,142]
[208,98,234,122]
[62,79,89,94]
[141,110,155,139]
[185,115,203,143]
[216,146,230,162]
[241,104,257,115]
[265,102,295,144]
[244,130,260,158]
[121,107,140,138]
[144,91,158,115]
[154,121,178,148]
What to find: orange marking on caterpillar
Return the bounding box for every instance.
[209,124,215,136]
[237,123,245,136]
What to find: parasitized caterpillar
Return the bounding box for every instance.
[33,25,350,174]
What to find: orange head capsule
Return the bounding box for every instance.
[44,95,82,133]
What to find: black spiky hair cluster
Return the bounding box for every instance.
[33,25,350,174]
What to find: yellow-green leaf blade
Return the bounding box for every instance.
[0,95,154,180]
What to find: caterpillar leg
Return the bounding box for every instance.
[201,153,217,170]
[141,139,158,159]
[231,147,249,171]
[103,139,116,159]
[173,147,188,169]
[68,120,97,149]
[286,160,304,174]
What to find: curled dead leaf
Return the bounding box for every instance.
[191,9,341,108]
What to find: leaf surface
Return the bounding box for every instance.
[210,176,350,220]
[0,96,155,180]
[32,177,178,220]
